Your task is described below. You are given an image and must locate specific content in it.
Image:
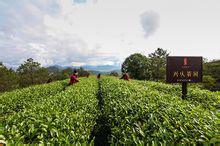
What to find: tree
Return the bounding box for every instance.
[148,48,169,81]
[46,66,65,81]
[0,62,19,92]
[109,71,119,77]
[77,67,89,77]
[121,53,152,80]
[203,60,220,81]
[203,60,220,91]
[62,67,74,79]
[0,62,3,68]
[202,75,216,91]
[17,58,49,87]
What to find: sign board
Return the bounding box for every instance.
[166,56,203,83]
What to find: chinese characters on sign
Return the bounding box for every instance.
[166,56,203,83]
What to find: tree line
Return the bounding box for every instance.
[0,58,90,92]
[122,48,168,81]
[1,48,220,92]
[121,48,220,91]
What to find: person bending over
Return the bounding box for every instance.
[120,72,129,81]
[69,70,79,85]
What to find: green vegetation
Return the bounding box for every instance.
[0,59,91,93]
[0,80,67,116]
[1,49,220,93]
[17,58,49,87]
[121,48,220,91]
[0,77,219,144]
[101,77,219,144]
[121,48,169,81]
[0,63,18,92]
[202,75,216,91]
[203,60,220,91]
[148,48,169,81]
[109,71,119,77]
[121,53,152,80]
[0,59,51,93]
[0,78,99,144]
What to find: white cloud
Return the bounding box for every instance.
[0,0,120,67]
[140,11,159,38]
[71,61,86,66]
[71,60,114,66]
[73,0,98,5]
[1,0,219,68]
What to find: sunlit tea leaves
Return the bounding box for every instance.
[0,77,219,144]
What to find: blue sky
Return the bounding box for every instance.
[0,0,220,68]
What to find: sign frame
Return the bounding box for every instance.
[166,56,203,99]
[166,56,203,83]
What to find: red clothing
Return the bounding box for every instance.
[121,73,129,80]
[69,74,79,85]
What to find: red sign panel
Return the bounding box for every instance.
[166,56,203,83]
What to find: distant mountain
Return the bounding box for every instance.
[88,69,121,75]
[82,65,120,72]
[47,66,58,72]
[46,65,64,73]
[46,64,121,74]
[52,65,65,69]
[107,69,121,75]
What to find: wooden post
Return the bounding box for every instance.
[182,82,187,99]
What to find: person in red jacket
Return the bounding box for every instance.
[120,72,129,81]
[68,70,79,85]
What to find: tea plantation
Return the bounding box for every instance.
[0,77,219,145]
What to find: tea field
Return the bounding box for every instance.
[0,77,219,145]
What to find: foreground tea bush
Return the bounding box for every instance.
[1,78,99,144]
[0,80,68,116]
[101,77,219,145]
[134,80,219,110]
[0,77,219,144]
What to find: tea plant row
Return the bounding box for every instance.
[0,77,219,144]
[100,77,219,144]
[0,78,99,144]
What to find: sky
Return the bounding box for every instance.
[0,0,220,68]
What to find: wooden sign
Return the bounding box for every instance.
[166,56,203,83]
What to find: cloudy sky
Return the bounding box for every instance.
[0,0,220,68]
